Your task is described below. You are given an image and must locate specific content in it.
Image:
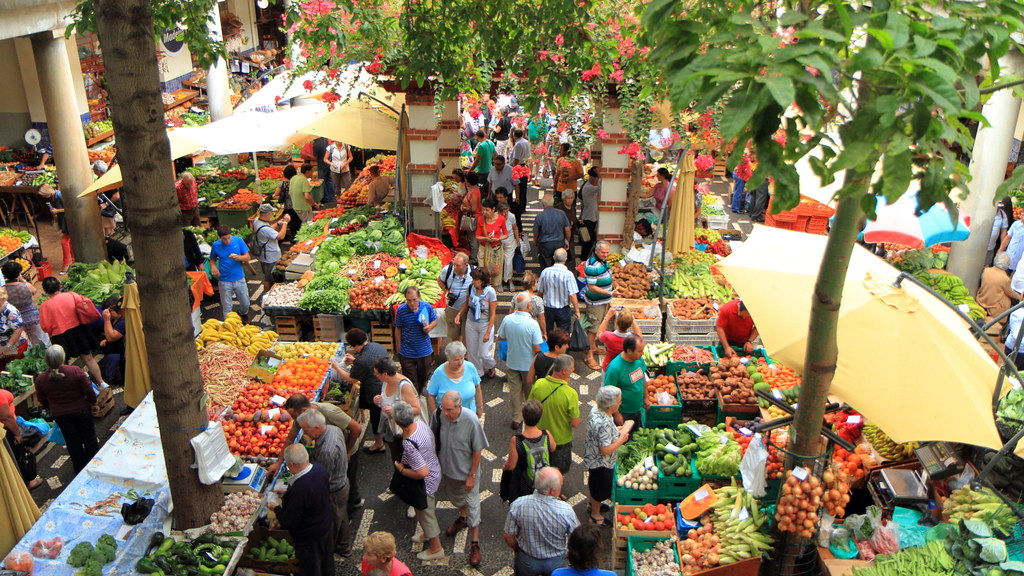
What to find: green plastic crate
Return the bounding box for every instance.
[665,345,719,375]
[657,458,701,501]
[711,345,771,364]
[626,536,680,576]
[645,390,683,428]
[217,206,256,229]
[613,461,659,506]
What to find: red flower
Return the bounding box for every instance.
[617,142,644,159]
[597,128,610,139]
[694,154,715,171]
[365,53,384,74]
[581,64,602,81]
[512,165,531,179]
[555,33,564,45]
[610,69,624,83]
[302,79,314,91]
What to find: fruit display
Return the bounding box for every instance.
[222,418,291,458]
[198,343,256,409]
[695,425,742,477]
[248,536,295,562]
[88,146,116,165]
[706,484,774,565]
[831,444,873,482]
[671,346,715,364]
[775,468,822,538]
[710,357,757,405]
[83,119,113,138]
[209,490,262,533]
[612,262,653,299]
[677,371,716,399]
[258,165,285,180]
[349,278,398,310]
[630,535,681,576]
[383,256,444,305]
[196,312,278,354]
[262,282,305,308]
[670,298,718,320]
[272,357,329,391]
[642,342,676,367]
[654,426,698,477]
[617,503,676,532]
[646,374,679,406]
[757,383,796,409]
[822,464,853,517]
[862,423,919,461]
[273,342,338,361]
[942,486,1018,534]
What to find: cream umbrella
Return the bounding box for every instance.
[666,152,696,254]
[78,133,203,198]
[716,225,1004,452]
[0,429,40,556]
[295,99,400,151]
[121,276,151,410]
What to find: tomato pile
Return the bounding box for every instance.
[219,168,250,180]
[616,503,675,532]
[349,278,398,310]
[222,420,290,457]
[314,207,348,221]
[361,253,402,277]
[258,165,285,180]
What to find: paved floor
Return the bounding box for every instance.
[24,174,745,575]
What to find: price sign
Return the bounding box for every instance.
[373,260,381,269]
[738,427,753,437]
[737,507,750,521]
[269,395,286,406]
[374,276,384,284]
[772,389,783,400]
[847,415,862,424]
[791,466,809,481]
[420,267,429,275]
[259,424,275,435]
[694,487,710,501]
[664,442,681,454]
[347,269,358,275]
[267,408,281,420]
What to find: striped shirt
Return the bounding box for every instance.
[537,264,578,309]
[503,492,580,559]
[583,256,612,305]
[402,423,441,495]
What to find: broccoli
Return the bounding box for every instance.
[76,558,104,576]
[93,542,116,564]
[68,542,96,568]
[97,534,118,552]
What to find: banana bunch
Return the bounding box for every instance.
[710,483,774,565]
[384,277,444,306]
[196,312,278,354]
[863,424,918,460]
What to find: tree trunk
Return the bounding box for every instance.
[787,186,866,465]
[92,0,223,527]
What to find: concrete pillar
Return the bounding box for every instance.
[948,51,1024,293]
[405,87,440,234]
[30,31,104,263]
[206,1,233,121]
[437,99,461,174]
[598,102,631,252]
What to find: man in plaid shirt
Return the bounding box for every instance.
[503,467,579,575]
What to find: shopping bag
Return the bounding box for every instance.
[429,182,446,212]
[568,318,590,351]
[512,246,526,274]
[739,433,768,497]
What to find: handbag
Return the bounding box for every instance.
[389,438,429,510]
[460,215,477,232]
[73,293,101,324]
[568,317,590,351]
[512,246,526,274]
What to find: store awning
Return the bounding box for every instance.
[296,99,399,151]
[170,105,324,156]
[78,132,203,197]
[716,225,1005,453]
[234,64,399,114]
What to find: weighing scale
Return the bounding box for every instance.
[913,442,965,481]
[868,468,930,512]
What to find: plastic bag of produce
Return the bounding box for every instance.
[828,527,859,559]
[739,433,768,497]
[869,521,900,556]
[891,506,928,549]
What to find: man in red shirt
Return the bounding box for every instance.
[175,172,200,226]
[716,299,757,357]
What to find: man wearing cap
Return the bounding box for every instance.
[252,204,290,291]
[209,224,251,320]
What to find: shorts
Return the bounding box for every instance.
[441,475,481,527]
[585,303,609,333]
[587,466,613,502]
[550,441,572,474]
[260,262,276,284]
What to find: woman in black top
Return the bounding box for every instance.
[527,328,569,387]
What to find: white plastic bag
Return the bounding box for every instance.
[739,433,769,497]
[429,181,445,212]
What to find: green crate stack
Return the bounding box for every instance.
[644,390,683,428]
[613,461,659,506]
[711,345,771,364]
[657,458,701,502]
[625,536,680,576]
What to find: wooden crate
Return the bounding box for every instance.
[273,316,302,341]
[610,504,676,571]
[369,321,394,353]
[92,387,115,418]
[313,314,343,342]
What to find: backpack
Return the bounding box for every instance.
[516,432,550,483]
[250,220,272,261]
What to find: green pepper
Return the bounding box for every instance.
[136,557,160,574]
[155,537,175,557]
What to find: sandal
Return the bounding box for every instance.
[589,516,610,526]
[362,445,385,454]
[584,358,601,371]
[27,476,44,491]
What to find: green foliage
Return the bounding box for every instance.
[642,0,1024,214]
[65,260,134,304]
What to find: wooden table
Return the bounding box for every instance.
[164,89,199,111]
[0,185,41,228]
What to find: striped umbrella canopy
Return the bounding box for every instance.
[862,190,970,249]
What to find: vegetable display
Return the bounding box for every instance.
[943,518,1024,576]
[707,484,774,565]
[642,342,676,367]
[134,532,238,576]
[677,371,716,400]
[209,490,262,533]
[612,262,653,299]
[348,278,398,310]
[67,534,117,576]
[775,469,823,538]
[654,426,697,477]
[822,465,853,517]
[664,269,734,301]
[671,346,715,365]
[943,486,1018,534]
[618,428,657,472]
[198,343,255,409]
[261,282,304,308]
[695,426,742,477]
[670,298,718,320]
[617,503,676,531]
[248,536,295,562]
[646,374,679,406]
[849,540,955,576]
[385,256,444,305]
[618,455,660,491]
[710,357,757,405]
[630,536,681,576]
[64,260,134,303]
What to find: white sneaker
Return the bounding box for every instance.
[416,548,445,561]
[411,531,427,543]
[406,506,416,519]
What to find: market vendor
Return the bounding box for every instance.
[99,296,125,387]
[275,394,363,512]
[330,328,390,455]
[603,336,646,429]
[716,298,758,356]
[366,165,394,206]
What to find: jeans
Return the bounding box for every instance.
[731,177,747,212]
[219,278,250,319]
[53,412,99,473]
[544,306,572,335]
[538,241,563,272]
[514,550,566,576]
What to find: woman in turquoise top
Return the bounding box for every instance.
[426,341,483,417]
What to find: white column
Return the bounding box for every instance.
[206,1,233,121]
[406,87,440,233]
[598,104,630,252]
[948,51,1024,293]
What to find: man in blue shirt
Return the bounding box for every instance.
[497,293,544,430]
[209,225,252,320]
[532,195,571,271]
[394,285,438,394]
